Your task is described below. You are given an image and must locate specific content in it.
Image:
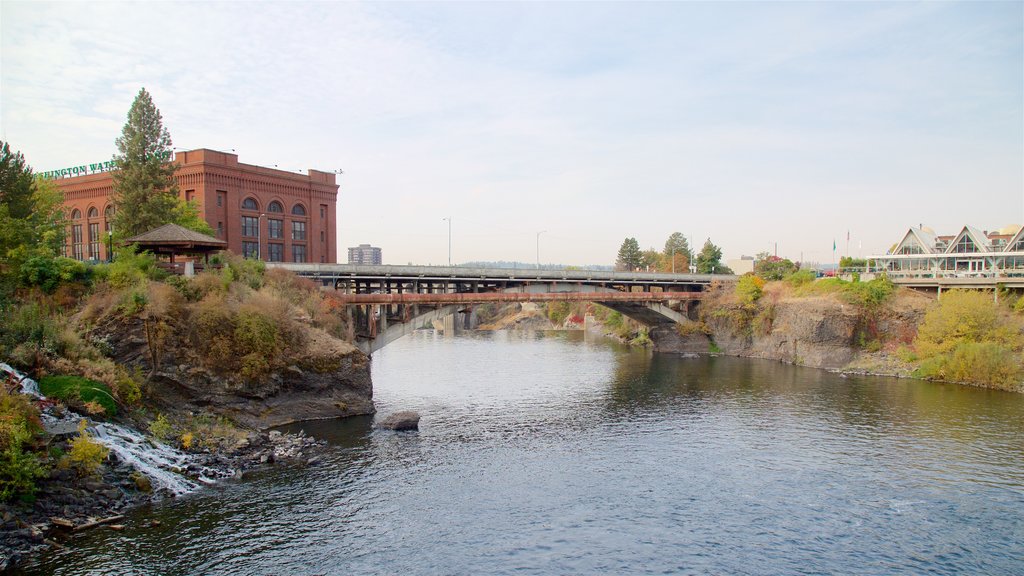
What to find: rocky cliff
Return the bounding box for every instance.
[651,284,931,372]
[90,313,373,429]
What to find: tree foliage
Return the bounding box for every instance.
[0,141,69,301]
[755,256,798,281]
[616,237,642,271]
[111,88,210,238]
[640,248,662,271]
[694,239,724,274]
[662,232,691,273]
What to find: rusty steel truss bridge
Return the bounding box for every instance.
[271,264,735,353]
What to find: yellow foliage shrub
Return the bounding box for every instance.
[66,421,109,477]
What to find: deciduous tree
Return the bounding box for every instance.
[662,232,692,273]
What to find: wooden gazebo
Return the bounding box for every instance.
[123,223,227,275]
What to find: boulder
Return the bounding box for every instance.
[377,411,420,431]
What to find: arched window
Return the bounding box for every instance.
[87,207,98,218]
[242,197,259,210]
[291,204,306,216]
[268,201,283,213]
[104,205,113,218]
[71,209,82,220]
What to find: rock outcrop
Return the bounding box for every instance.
[652,286,931,371]
[92,314,374,429]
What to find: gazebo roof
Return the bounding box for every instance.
[123,223,227,251]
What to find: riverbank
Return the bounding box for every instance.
[0,401,326,570]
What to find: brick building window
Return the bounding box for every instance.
[242,241,259,259]
[88,223,100,260]
[269,219,284,239]
[242,216,259,237]
[291,204,306,216]
[72,225,83,261]
[217,221,223,237]
[291,221,306,241]
[104,205,113,233]
[268,243,284,262]
[292,245,306,263]
[268,201,283,213]
[217,192,224,207]
[242,197,259,211]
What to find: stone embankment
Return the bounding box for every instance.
[650,284,932,374]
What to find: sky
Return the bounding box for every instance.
[2,1,1022,267]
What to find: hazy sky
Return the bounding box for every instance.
[2,1,1021,266]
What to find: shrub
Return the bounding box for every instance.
[0,444,47,502]
[754,257,797,281]
[784,269,816,287]
[735,274,765,305]
[547,301,572,326]
[149,414,174,441]
[65,420,109,477]
[0,390,47,502]
[915,341,1022,388]
[39,375,117,417]
[18,255,91,293]
[0,301,59,367]
[915,290,1021,358]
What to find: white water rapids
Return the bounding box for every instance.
[2,362,229,496]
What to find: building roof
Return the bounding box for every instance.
[946,225,991,253]
[124,223,227,250]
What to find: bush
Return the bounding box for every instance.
[754,257,797,281]
[0,390,47,502]
[0,301,59,367]
[149,413,174,441]
[93,247,164,289]
[39,375,118,417]
[735,274,765,305]
[916,341,1022,388]
[18,255,91,293]
[784,269,816,287]
[546,301,572,326]
[65,421,108,477]
[915,290,1021,358]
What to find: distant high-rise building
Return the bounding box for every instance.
[348,244,382,265]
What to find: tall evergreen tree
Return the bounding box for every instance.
[662,232,692,273]
[616,237,642,271]
[111,88,182,238]
[694,238,723,274]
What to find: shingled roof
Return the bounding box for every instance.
[123,223,227,249]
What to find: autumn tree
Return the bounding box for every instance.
[616,237,642,271]
[111,88,211,238]
[640,248,662,271]
[662,232,692,273]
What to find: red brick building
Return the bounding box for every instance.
[54,148,339,263]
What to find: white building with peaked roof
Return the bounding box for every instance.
[873,224,1024,277]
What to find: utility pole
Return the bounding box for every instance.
[536,230,547,269]
[442,217,451,266]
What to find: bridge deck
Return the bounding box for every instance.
[332,291,704,305]
[271,263,731,288]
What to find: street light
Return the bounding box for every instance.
[536,230,547,269]
[107,228,113,263]
[442,217,451,266]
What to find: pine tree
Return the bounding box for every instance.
[111,88,181,238]
[694,238,723,274]
[616,237,642,271]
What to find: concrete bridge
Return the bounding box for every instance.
[270,264,734,353]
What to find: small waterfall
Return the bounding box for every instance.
[1,362,42,397]
[4,363,232,497]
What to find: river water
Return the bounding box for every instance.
[21,330,1024,575]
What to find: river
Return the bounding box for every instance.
[20,330,1024,575]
